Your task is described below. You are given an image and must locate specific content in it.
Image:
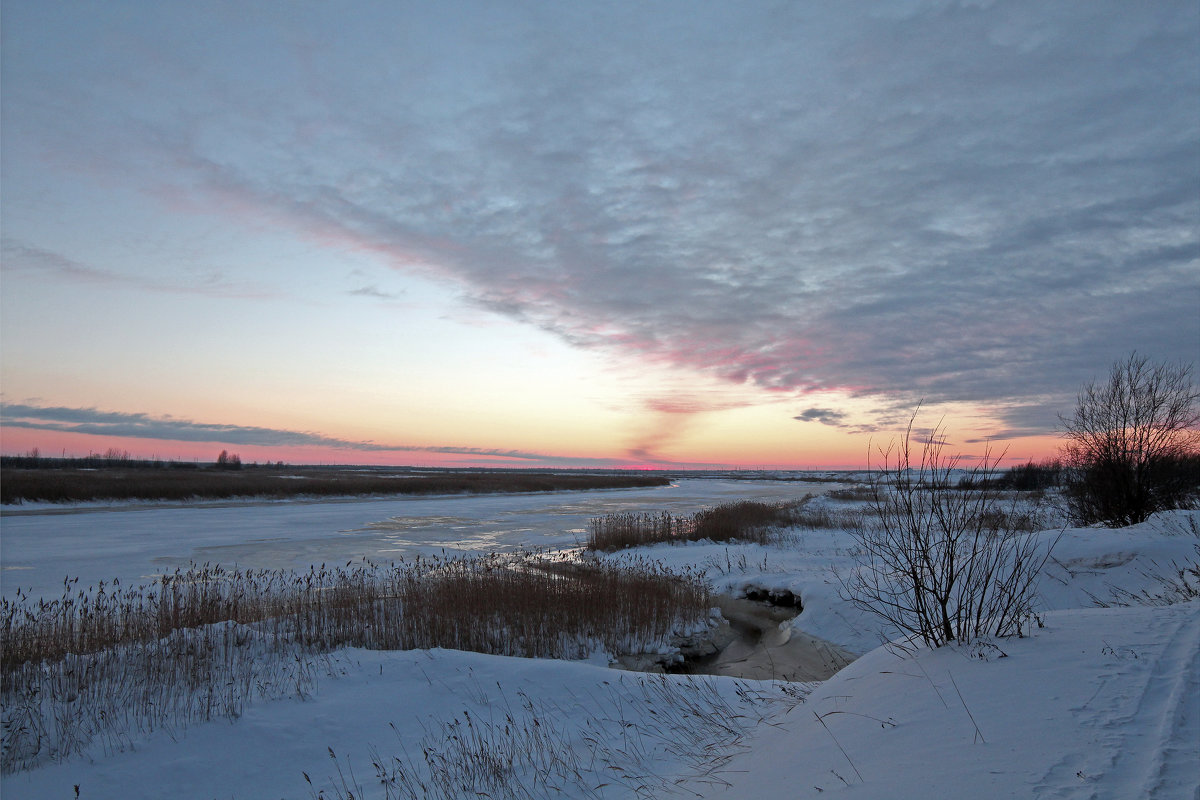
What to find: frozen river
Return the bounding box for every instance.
[1,478,839,600]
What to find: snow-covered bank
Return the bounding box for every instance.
[624,508,1199,657]
[7,600,1196,799]
[711,600,1200,799]
[3,496,1198,798]
[3,648,791,800]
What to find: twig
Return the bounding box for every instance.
[813,711,863,783]
[947,671,985,744]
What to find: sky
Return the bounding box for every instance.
[1,0,1197,470]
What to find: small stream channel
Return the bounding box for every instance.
[617,591,856,682]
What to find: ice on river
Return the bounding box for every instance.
[0,478,833,600]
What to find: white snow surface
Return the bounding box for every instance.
[713,599,1200,799]
[2,484,1198,799]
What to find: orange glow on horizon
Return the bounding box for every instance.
[0,424,1065,472]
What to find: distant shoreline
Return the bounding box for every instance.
[0,465,672,506]
[0,485,678,516]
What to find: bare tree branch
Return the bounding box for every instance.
[840,414,1057,648]
[1060,353,1200,526]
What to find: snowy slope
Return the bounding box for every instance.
[3,507,1198,799]
[713,600,1200,799]
[3,648,788,799]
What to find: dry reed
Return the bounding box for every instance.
[1,555,710,772]
[586,499,813,551]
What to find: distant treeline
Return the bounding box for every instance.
[0,463,671,505]
[3,452,195,471]
[968,460,1066,491]
[1,448,280,471]
[956,456,1200,496]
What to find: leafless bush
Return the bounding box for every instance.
[1061,353,1200,526]
[999,460,1063,491]
[840,417,1058,648]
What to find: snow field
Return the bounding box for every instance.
[712,600,1200,799]
[5,648,800,799]
[2,485,1198,798]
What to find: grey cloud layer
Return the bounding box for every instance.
[0,405,569,462]
[7,1,1197,433]
[795,408,849,427]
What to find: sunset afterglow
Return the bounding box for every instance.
[2,2,1195,469]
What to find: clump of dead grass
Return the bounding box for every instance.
[824,484,876,502]
[586,498,813,551]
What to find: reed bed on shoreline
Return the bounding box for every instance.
[0,468,670,505]
[584,487,1046,553]
[586,498,815,551]
[0,555,711,772]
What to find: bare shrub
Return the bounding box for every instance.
[1061,352,1200,526]
[840,417,1057,648]
[1001,460,1063,492]
[215,450,242,470]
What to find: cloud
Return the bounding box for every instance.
[913,431,951,447]
[0,403,578,463]
[643,395,749,416]
[6,1,1197,435]
[624,397,711,463]
[1,239,281,300]
[963,430,1051,445]
[347,284,400,300]
[794,408,849,427]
